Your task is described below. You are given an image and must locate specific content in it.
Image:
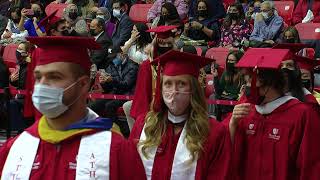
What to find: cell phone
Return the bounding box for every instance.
[25,9,34,16]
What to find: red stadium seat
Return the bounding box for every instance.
[129,4,153,23]
[295,23,320,40]
[45,3,67,18]
[3,44,18,68]
[205,47,229,69]
[274,1,294,25]
[205,75,214,98]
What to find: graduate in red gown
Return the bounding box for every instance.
[130,25,180,120]
[294,55,320,107]
[0,37,127,180]
[130,50,231,180]
[228,48,320,180]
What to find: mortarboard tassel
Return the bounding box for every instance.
[153,61,162,112]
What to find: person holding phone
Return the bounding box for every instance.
[1,7,28,41]
[19,3,46,37]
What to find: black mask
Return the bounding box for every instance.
[198,10,208,17]
[302,79,312,90]
[69,12,78,20]
[228,13,239,20]
[12,18,20,24]
[226,62,236,73]
[161,15,168,21]
[281,68,299,90]
[245,85,267,105]
[285,38,295,43]
[244,86,251,97]
[157,46,172,55]
[33,11,41,18]
[60,29,70,36]
[15,51,27,64]
[90,29,98,36]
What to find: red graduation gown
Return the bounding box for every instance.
[129,114,232,180]
[0,120,125,180]
[232,98,320,180]
[130,60,153,120]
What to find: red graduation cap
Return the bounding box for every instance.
[236,48,291,104]
[26,36,101,72]
[236,48,291,69]
[151,50,213,112]
[38,10,61,33]
[293,55,320,71]
[146,25,177,39]
[272,43,310,53]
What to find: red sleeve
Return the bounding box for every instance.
[130,61,153,119]
[206,121,232,180]
[312,2,320,22]
[110,132,124,180]
[292,0,305,25]
[0,136,19,176]
[129,114,146,141]
[296,108,320,179]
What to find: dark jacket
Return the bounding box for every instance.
[10,62,28,90]
[0,59,9,89]
[101,59,138,95]
[91,31,113,69]
[111,13,133,49]
[0,15,7,36]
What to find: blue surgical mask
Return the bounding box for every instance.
[112,57,122,66]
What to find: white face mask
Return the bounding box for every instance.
[96,15,106,20]
[162,90,191,118]
[113,9,121,19]
[261,12,269,19]
[32,81,80,119]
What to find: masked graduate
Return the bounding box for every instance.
[295,55,320,106]
[130,25,179,121]
[229,48,320,180]
[129,50,231,180]
[0,37,125,179]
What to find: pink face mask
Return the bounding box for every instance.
[162,90,191,117]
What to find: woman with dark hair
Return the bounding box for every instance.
[282,26,301,43]
[147,0,187,23]
[183,0,220,45]
[1,7,28,41]
[121,23,152,64]
[220,3,251,48]
[151,2,181,28]
[214,50,244,120]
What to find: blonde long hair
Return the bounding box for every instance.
[139,76,209,161]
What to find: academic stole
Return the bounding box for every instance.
[2,131,112,180]
[138,123,197,180]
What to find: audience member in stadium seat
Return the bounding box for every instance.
[0,15,8,37]
[65,0,95,18]
[89,47,138,120]
[1,7,28,41]
[220,3,251,48]
[249,1,283,47]
[99,0,113,12]
[90,18,113,69]
[183,0,220,46]
[111,0,134,49]
[292,0,320,25]
[245,0,261,22]
[147,0,188,23]
[8,42,32,131]
[96,7,115,37]
[19,3,46,37]
[121,23,152,64]
[188,0,225,20]
[46,18,73,36]
[214,50,244,121]
[64,3,88,36]
[151,2,181,28]
[280,26,314,59]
